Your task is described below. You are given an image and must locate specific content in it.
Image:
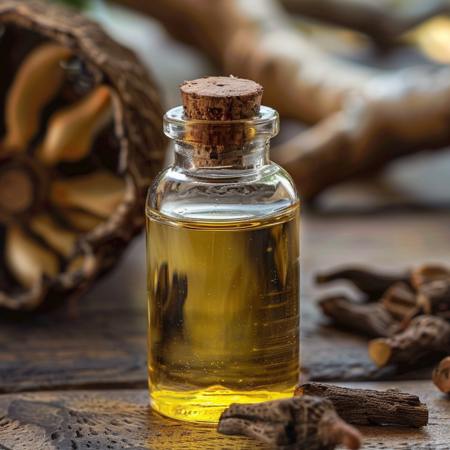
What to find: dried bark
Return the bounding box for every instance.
[114,0,450,200]
[0,0,165,311]
[433,356,450,394]
[218,396,362,450]
[319,295,398,338]
[369,315,450,368]
[280,0,450,46]
[296,383,428,428]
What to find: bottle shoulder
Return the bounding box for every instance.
[146,163,299,222]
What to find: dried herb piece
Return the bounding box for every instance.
[369,315,450,368]
[316,267,410,301]
[319,295,398,337]
[410,264,450,291]
[218,396,362,450]
[433,356,450,394]
[0,0,165,311]
[296,383,428,428]
[417,280,450,319]
[381,282,418,321]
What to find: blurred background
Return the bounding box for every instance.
[61,0,450,209]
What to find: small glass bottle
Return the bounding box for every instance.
[146,77,300,423]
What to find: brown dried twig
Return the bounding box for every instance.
[296,383,428,428]
[433,356,450,394]
[381,282,418,322]
[369,315,450,368]
[319,295,398,338]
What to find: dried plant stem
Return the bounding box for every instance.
[319,295,398,338]
[369,315,450,368]
[433,356,450,394]
[296,383,428,428]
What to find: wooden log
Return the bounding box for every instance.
[295,383,428,428]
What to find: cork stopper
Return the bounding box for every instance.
[181,76,263,121]
[179,76,263,166]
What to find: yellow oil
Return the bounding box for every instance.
[146,204,300,423]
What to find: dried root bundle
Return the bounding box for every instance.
[0,0,165,310]
[317,264,450,327]
[316,263,450,383]
[218,396,362,450]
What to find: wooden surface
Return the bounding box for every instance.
[2,5,450,449]
[1,208,450,448]
[0,382,449,450]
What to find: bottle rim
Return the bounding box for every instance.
[163,105,279,144]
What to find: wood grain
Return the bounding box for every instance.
[0,381,448,450]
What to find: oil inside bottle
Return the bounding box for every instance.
[146,204,300,423]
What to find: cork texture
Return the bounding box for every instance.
[181,76,263,120]
[180,76,263,165]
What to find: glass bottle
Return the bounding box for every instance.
[146,77,300,423]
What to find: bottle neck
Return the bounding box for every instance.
[173,140,270,171]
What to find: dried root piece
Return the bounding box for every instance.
[316,266,410,301]
[296,383,428,428]
[417,281,450,319]
[218,396,362,450]
[369,315,450,368]
[39,86,113,165]
[319,295,398,338]
[58,208,104,233]
[51,172,125,220]
[433,356,450,394]
[5,225,59,288]
[381,282,418,321]
[29,214,77,257]
[4,43,72,150]
[411,264,450,291]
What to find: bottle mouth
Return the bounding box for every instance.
[163,105,279,145]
